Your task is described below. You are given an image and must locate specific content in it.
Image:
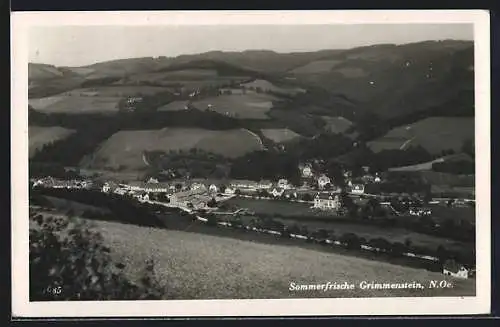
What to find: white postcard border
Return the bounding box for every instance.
[11,10,491,317]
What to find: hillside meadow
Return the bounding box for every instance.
[367,117,474,155]
[29,95,122,114]
[89,218,475,299]
[82,128,264,171]
[260,128,303,143]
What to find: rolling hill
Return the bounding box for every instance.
[28,40,475,168]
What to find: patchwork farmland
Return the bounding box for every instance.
[29,126,76,158]
[367,117,474,155]
[82,128,264,171]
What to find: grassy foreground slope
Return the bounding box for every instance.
[91,219,475,300]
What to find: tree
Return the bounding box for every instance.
[302,193,313,202]
[404,238,413,249]
[369,238,391,253]
[29,213,164,300]
[340,233,361,250]
[207,197,218,208]
[206,214,218,226]
[391,242,406,256]
[461,138,475,158]
[436,245,450,263]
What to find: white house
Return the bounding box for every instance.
[317,174,331,189]
[113,188,127,196]
[277,179,291,190]
[443,260,469,279]
[300,164,313,178]
[147,177,159,184]
[137,192,150,202]
[102,183,111,193]
[271,187,285,198]
[190,182,207,191]
[351,184,365,195]
[208,184,218,193]
[313,193,341,210]
[224,186,235,195]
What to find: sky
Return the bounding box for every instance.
[29,24,473,67]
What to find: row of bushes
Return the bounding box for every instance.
[203,213,475,267]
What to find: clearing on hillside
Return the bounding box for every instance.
[388,153,474,172]
[291,60,343,74]
[28,95,122,114]
[321,116,353,134]
[260,128,303,143]
[88,218,475,299]
[83,128,263,171]
[367,117,474,155]
[29,126,75,158]
[241,79,305,95]
[192,94,277,120]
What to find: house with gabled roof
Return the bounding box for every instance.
[313,193,341,210]
[442,259,469,279]
[271,187,285,198]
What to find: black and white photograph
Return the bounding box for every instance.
[11,10,491,317]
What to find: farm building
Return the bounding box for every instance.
[409,207,432,217]
[230,180,259,190]
[257,180,273,190]
[442,260,469,279]
[313,193,341,210]
[125,181,170,193]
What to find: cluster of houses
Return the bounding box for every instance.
[299,162,370,195]
[31,177,93,190]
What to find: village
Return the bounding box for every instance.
[31,162,473,216]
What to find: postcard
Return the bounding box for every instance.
[11,9,491,317]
